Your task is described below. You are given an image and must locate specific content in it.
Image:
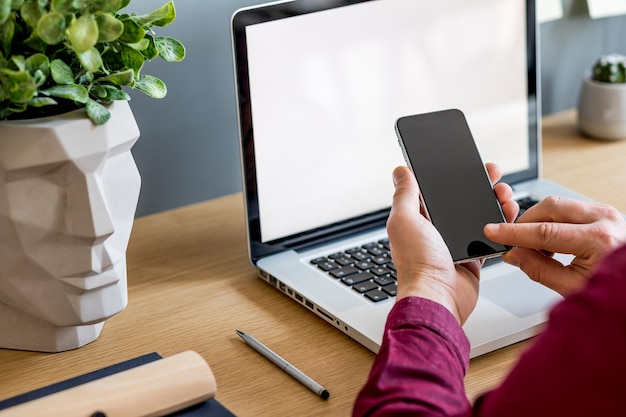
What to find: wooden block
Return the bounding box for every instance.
[0,351,216,417]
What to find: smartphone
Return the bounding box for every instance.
[394,109,511,263]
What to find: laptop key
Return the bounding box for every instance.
[362,242,381,250]
[334,256,354,266]
[351,252,371,262]
[354,261,375,270]
[374,275,395,286]
[364,289,388,302]
[353,281,378,293]
[317,261,338,271]
[330,266,359,278]
[371,256,389,266]
[367,247,387,257]
[370,267,391,276]
[341,271,375,285]
[382,284,397,297]
[346,247,367,255]
[310,257,328,265]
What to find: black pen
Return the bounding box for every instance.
[236,330,330,400]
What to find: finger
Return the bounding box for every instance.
[390,166,422,220]
[500,199,520,224]
[484,221,595,257]
[503,248,586,296]
[493,182,513,202]
[517,195,613,225]
[485,162,502,184]
[493,182,519,222]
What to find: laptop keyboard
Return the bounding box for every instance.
[310,196,539,303]
[310,239,396,303]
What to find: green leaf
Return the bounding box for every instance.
[23,31,47,52]
[126,38,149,52]
[37,12,66,45]
[119,17,144,44]
[95,13,123,42]
[135,1,176,27]
[0,16,14,56]
[11,0,24,10]
[78,70,93,84]
[0,0,10,26]
[100,47,124,71]
[0,68,36,103]
[140,34,158,60]
[20,0,44,28]
[41,84,89,103]
[90,84,107,98]
[50,59,74,84]
[86,98,110,125]
[51,0,74,15]
[10,54,25,70]
[154,36,185,62]
[76,46,103,72]
[68,14,98,52]
[32,68,45,86]
[133,74,166,98]
[29,96,57,107]
[88,0,122,14]
[25,53,49,76]
[121,44,144,77]
[98,68,133,85]
[99,83,130,100]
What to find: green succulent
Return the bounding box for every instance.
[0,0,185,124]
[591,54,626,84]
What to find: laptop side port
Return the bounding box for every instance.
[259,270,355,338]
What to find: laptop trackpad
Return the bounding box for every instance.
[481,272,562,318]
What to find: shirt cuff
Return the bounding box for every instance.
[387,296,471,366]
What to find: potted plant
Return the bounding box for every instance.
[577,53,626,140]
[0,0,185,352]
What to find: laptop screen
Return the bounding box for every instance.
[232,0,538,255]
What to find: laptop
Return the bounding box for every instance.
[230,0,592,358]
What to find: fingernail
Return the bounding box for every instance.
[393,168,405,185]
[483,223,498,234]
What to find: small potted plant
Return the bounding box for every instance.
[0,0,185,352]
[577,53,626,140]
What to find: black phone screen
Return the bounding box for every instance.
[395,109,511,263]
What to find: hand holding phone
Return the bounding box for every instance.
[394,109,511,263]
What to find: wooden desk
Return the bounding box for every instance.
[1,110,625,416]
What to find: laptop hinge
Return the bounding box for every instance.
[285,211,389,253]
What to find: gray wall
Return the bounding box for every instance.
[130,0,626,216]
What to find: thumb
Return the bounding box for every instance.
[391,166,420,212]
[503,248,582,296]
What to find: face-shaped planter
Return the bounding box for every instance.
[0,100,140,352]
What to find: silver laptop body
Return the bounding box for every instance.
[231,0,590,357]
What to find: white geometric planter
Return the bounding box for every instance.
[578,76,626,140]
[0,100,141,352]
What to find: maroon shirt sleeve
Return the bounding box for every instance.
[353,244,626,417]
[474,244,626,416]
[352,296,472,416]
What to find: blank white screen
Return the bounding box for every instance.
[245,0,530,242]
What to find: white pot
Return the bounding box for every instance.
[0,100,141,352]
[577,76,626,140]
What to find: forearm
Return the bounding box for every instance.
[473,245,626,416]
[353,297,471,417]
